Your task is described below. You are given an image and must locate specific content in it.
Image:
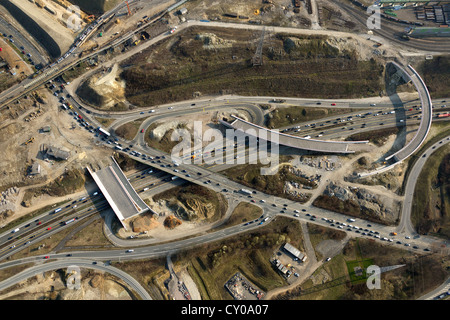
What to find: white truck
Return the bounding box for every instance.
[239,188,252,196]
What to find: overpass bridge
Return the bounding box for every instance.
[220,115,368,154]
[385,62,433,163]
[87,157,153,230]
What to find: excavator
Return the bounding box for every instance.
[23,137,34,145]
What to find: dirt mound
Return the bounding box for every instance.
[164,215,182,229]
[195,33,235,49]
[130,213,159,233]
[76,64,126,110]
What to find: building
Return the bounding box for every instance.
[283,243,307,262]
[29,161,40,175]
[273,259,292,278]
[46,146,70,160]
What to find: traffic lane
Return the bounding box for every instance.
[0,202,107,259]
[0,18,47,66]
[0,259,151,300]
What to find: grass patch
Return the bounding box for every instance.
[400,122,450,195]
[222,157,313,203]
[418,56,450,99]
[346,126,399,146]
[312,194,388,225]
[412,144,450,238]
[115,118,147,140]
[64,216,111,247]
[94,117,116,128]
[222,202,263,228]
[120,26,384,107]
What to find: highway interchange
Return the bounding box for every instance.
[0,0,449,301]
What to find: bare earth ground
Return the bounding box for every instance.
[0,270,133,300]
[0,38,33,78]
[12,0,79,53]
[0,88,116,227]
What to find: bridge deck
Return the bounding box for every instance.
[223,116,368,154]
[87,157,151,229]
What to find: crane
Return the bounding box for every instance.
[125,1,132,16]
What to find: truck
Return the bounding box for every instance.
[65,218,76,225]
[270,98,286,103]
[54,208,62,213]
[115,146,123,150]
[97,127,111,137]
[239,188,252,196]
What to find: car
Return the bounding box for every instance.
[325,257,331,262]
[126,249,134,253]
[66,254,72,257]
[294,214,299,217]
[141,129,144,133]
[331,103,336,106]
[47,227,52,231]
[44,256,49,259]
[37,221,42,225]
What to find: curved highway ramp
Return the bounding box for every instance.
[221,115,368,154]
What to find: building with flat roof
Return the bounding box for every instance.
[283,243,307,262]
[29,162,40,175]
[46,146,70,160]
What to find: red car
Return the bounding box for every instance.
[37,221,42,225]
[44,256,49,259]
[47,227,52,231]
[331,103,336,106]
[141,129,144,133]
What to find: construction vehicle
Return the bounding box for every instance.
[86,15,95,23]
[126,1,132,16]
[390,232,397,236]
[23,137,34,145]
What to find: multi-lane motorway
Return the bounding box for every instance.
[0,2,449,300]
